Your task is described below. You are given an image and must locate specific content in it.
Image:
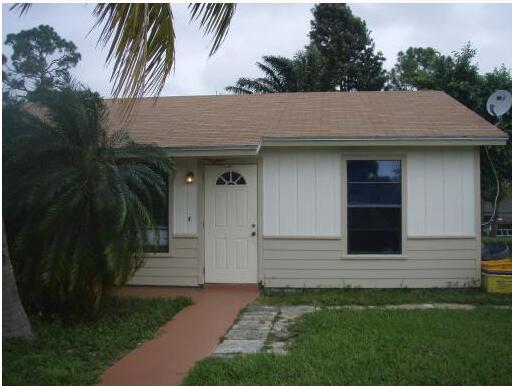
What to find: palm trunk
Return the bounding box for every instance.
[2,219,32,338]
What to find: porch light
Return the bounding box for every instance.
[185,172,195,184]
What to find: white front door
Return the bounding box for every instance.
[205,165,258,283]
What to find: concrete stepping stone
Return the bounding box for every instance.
[212,340,264,357]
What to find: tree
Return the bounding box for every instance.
[3,87,173,319]
[12,4,236,103]
[388,43,481,108]
[309,3,387,91]
[478,67,512,234]
[4,25,81,97]
[389,44,512,234]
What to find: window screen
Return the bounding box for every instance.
[347,160,401,254]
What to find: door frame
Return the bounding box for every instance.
[203,163,259,284]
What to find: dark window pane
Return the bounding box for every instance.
[348,207,401,231]
[348,229,401,254]
[144,184,169,253]
[347,160,401,182]
[348,183,401,206]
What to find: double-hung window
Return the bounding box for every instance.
[347,160,402,255]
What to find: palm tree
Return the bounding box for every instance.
[6,2,236,334]
[226,48,333,94]
[12,3,236,102]
[3,87,173,318]
[226,56,299,94]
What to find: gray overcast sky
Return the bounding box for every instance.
[2,3,512,97]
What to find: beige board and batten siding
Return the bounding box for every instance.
[129,159,200,286]
[263,150,341,236]
[261,147,480,288]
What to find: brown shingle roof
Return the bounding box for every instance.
[106,91,507,148]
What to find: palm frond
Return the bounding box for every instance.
[188,3,236,56]
[92,3,175,104]
[224,85,254,95]
[9,3,31,15]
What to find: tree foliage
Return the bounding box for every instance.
[388,44,482,108]
[3,25,81,97]
[226,4,386,94]
[309,3,387,91]
[3,88,173,319]
[389,44,512,223]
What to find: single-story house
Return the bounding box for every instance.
[108,91,508,288]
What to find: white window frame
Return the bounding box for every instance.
[341,153,407,259]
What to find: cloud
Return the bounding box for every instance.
[2,3,511,97]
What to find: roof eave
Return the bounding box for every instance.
[261,136,508,147]
[161,136,508,156]
[162,144,259,157]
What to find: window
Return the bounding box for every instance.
[144,184,169,253]
[216,171,246,185]
[347,160,401,254]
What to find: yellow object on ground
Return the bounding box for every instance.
[481,258,512,274]
[481,272,512,294]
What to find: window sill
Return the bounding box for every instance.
[341,254,408,260]
[172,233,198,239]
[143,252,173,258]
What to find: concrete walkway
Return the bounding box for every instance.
[99,285,259,386]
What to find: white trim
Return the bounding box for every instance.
[341,254,408,260]
[160,137,507,156]
[263,235,342,240]
[407,235,476,240]
[341,153,407,258]
[261,137,507,147]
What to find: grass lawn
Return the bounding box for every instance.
[259,288,512,306]
[184,307,512,386]
[3,296,191,386]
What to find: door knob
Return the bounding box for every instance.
[251,231,256,237]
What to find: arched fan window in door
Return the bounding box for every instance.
[216,171,246,185]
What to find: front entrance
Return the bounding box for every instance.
[205,165,258,283]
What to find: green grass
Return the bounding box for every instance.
[259,288,512,306]
[3,296,191,386]
[184,308,512,386]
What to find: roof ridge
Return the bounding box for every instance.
[103,90,446,102]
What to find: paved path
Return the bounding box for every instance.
[100,285,259,386]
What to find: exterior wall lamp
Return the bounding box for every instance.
[185,171,195,184]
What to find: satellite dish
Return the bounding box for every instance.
[486,90,512,118]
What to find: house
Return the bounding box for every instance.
[107,91,508,288]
